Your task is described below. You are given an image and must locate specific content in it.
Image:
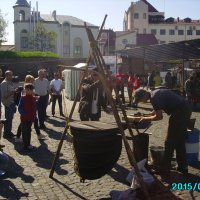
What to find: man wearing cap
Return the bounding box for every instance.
[133,88,191,174]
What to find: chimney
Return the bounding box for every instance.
[52,10,56,21]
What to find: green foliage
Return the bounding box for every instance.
[0,10,8,45]
[29,22,57,52]
[0,51,59,58]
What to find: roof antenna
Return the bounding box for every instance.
[164,0,165,13]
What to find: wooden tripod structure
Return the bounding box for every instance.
[49,15,150,199]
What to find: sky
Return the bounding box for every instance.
[1,0,200,45]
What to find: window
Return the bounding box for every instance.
[21,29,28,33]
[74,46,81,55]
[73,37,82,57]
[151,29,157,35]
[19,10,25,21]
[51,45,56,53]
[21,37,28,48]
[134,13,139,19]
[196,30,200,35]
[187,30,193,35]
[169,29,175,35]
[160,41,165,44]
[143,13,146,19]
[63,45,70,54]
[122,39,128,45]
[160,29,166,35]
[178,30,184,35]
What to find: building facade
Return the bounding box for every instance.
[98,29,116,56]
[124,0,200,44]
[13,0,99,58]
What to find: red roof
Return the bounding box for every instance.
[137,34,158,46]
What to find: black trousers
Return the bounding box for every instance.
[17,118,40,138]
[127,87,133,104]
[21,121,33,149]
[116,85,125,104]
[163,104,192,171]
[52,95,63,115]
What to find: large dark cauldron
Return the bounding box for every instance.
[70,121,122,180]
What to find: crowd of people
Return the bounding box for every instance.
[0,69,64,152]
[0,65,199,177]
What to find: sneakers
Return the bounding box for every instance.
[0,143,5,149]
[0,169,6,176]
[15,137,23,142]
[37,134,47,140]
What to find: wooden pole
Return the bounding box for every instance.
[85,26,150,200]
[49,15,107,178]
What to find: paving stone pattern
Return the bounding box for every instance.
[0,96,200,200]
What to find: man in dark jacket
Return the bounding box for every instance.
[133,88,192,174]
[78,69,108,121]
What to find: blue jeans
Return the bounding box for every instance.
[4,103,16,136]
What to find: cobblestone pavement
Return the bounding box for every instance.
[0,95,200,200]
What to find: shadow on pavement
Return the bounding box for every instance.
[108,163,130,186]
[0,179,29,199]
[46,117,66,128]
[30,141,69,175]
[0,156,33,199]
[51,177,88,200]
[14,140,69,175]
[44,127,65,140]
[6,156,35,183]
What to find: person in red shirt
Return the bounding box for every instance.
[133,74,140,91]
[18,84,37,151]
[132,74,140,108]
[115,68,126,104]
[127,71,135,106]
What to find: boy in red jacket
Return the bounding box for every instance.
[18,84,37,151]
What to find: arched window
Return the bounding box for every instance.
[19,10,25,21]
[73,37,82,57]
[21,29,28,33]
[20,29,28,49]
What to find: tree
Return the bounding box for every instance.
[0,10,8,45]
[29,22,57,52]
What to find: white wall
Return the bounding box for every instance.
[115,32,137,51]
